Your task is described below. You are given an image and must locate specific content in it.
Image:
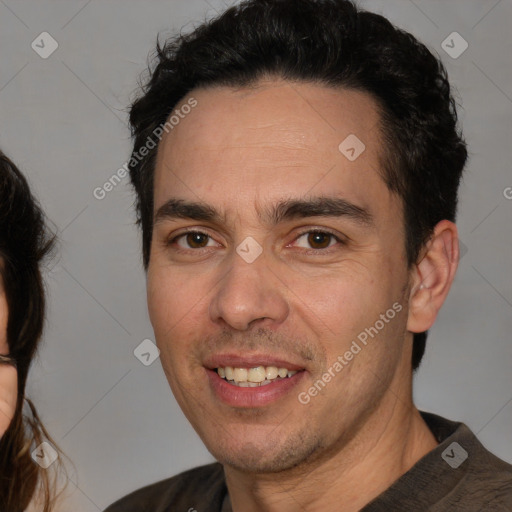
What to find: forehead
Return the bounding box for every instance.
[153,79,391,216]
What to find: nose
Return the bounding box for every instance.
[209,249,289,331]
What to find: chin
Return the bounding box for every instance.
[207,430,323,474]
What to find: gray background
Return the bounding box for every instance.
[0,0,511,510]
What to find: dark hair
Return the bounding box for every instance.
[0,150,64,511]
[127,0,467,369]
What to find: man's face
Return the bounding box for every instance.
[147,80,413,473]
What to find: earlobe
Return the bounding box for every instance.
[407,220,460,334]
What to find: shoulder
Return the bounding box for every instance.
[461,443,512,509]
[366,412,512,511]
[103,462,227,512]
[423,412,512,509]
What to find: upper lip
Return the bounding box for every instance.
[204,353,306,371]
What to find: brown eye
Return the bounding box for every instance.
[307,232,332,249]
[294,230,340,250]
[185,232,209,248]
[170,231,216,250]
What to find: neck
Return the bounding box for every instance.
[224,389,437,511]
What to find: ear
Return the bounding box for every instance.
[407,220,460,334]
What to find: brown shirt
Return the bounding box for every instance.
[104,412,512,511]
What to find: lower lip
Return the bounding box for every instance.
[206,369,306,408]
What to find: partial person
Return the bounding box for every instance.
[105,0,512,510]
[0,150,65,511]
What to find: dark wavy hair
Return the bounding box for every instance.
[0,150,64,511]
[127,0,467,369]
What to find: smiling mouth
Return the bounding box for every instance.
[216,365,301,387]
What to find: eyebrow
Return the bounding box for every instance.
[154,196,374,228]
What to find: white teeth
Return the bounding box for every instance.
[240,381,260,387]
[216,365,300,386]
[233,367,248,382]
[265,366,278,380]
[247,366,266,383]
[225,366,234,381]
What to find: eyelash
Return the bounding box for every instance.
[167,228,346,254]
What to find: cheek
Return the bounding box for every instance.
[284,258,404,357]
[147,273,170,332]
[147,259,190,328]
[285,262,376,330]
[146,264,209,358]
[0,295,8,354]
